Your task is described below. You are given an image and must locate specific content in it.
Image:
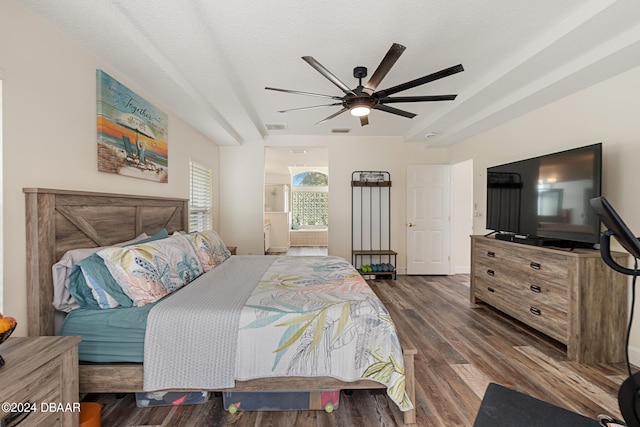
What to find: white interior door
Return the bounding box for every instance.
[406,165,451,275]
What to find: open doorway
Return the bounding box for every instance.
[264,147,328,256]
[290,169,328,255]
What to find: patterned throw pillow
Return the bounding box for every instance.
[98,234,203,306]
[68,229,170,310]
[185,229,231,272]
[201,229,232,264]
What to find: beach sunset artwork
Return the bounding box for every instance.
[97,70,168,183]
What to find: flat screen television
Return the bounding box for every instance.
[486,143,602,246]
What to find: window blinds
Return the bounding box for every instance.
[189,161,212,232]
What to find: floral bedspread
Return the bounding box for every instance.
[235,256,413,411]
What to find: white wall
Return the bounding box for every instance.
[1,1,220,336]
[265,174,291,185]
[452,159,473,274]
[219,142,265,255]
[448,64,640,365]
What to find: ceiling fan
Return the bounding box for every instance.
[266,43,464,126]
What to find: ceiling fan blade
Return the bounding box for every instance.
[360,115,369,126]
[379,94,457,103]
[373,104,416,119]
[265,87,343,100]
[278,103,343,113]
[363,43,406,95]
[302,56,355,96]
[375,64,464,97]
[316,107,349,124]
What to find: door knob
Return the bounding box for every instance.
[407,223,415,227]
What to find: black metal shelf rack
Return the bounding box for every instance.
[351,171,396,279]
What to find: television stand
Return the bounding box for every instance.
[471,235,627,363]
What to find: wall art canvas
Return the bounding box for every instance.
[97,70,168,182]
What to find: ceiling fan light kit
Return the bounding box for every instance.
[350,105,371,117]
[266,43,464,126]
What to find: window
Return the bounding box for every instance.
[189,160,212,232]
[291,171,328,227]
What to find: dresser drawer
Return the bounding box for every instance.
[474,239,570,286]
[473,257,568,310]
[474,274,568,343]
[1,360,63,426]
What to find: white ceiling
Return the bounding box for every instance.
[22,0,640,151]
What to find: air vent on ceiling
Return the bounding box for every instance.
[265,123,288,131]
[331,128,351,134]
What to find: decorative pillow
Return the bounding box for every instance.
[98,234,203,306]
[69,253,134,310]
[184,231,215,272]
[67,229,169,310]
[185,229,231,272]
[131,229,170,245]
[68,265,101,310]
[201,229,231,264]
[52,233,150,312]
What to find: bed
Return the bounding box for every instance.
[24,188,417,424]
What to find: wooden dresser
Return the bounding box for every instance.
[470,235,628,363]
[0,336,81,427]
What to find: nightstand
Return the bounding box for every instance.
[228,246,237,255]
[0,336,81,427]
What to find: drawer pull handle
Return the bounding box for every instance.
[530,307,541,316]
[487,251,495,257]
[530,262,541,270]
[530,285,542,293]
[487,287,495,293]
[487,269,495,276]
[2,401,33,427]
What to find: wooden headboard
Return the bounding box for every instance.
[24,188,189,336]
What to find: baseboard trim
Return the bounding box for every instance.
[267,246,289,254]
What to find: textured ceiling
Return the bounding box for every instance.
[22,0,640,152]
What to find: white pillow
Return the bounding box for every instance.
[51,233,148,312]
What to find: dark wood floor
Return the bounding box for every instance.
[85,274,629,426]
